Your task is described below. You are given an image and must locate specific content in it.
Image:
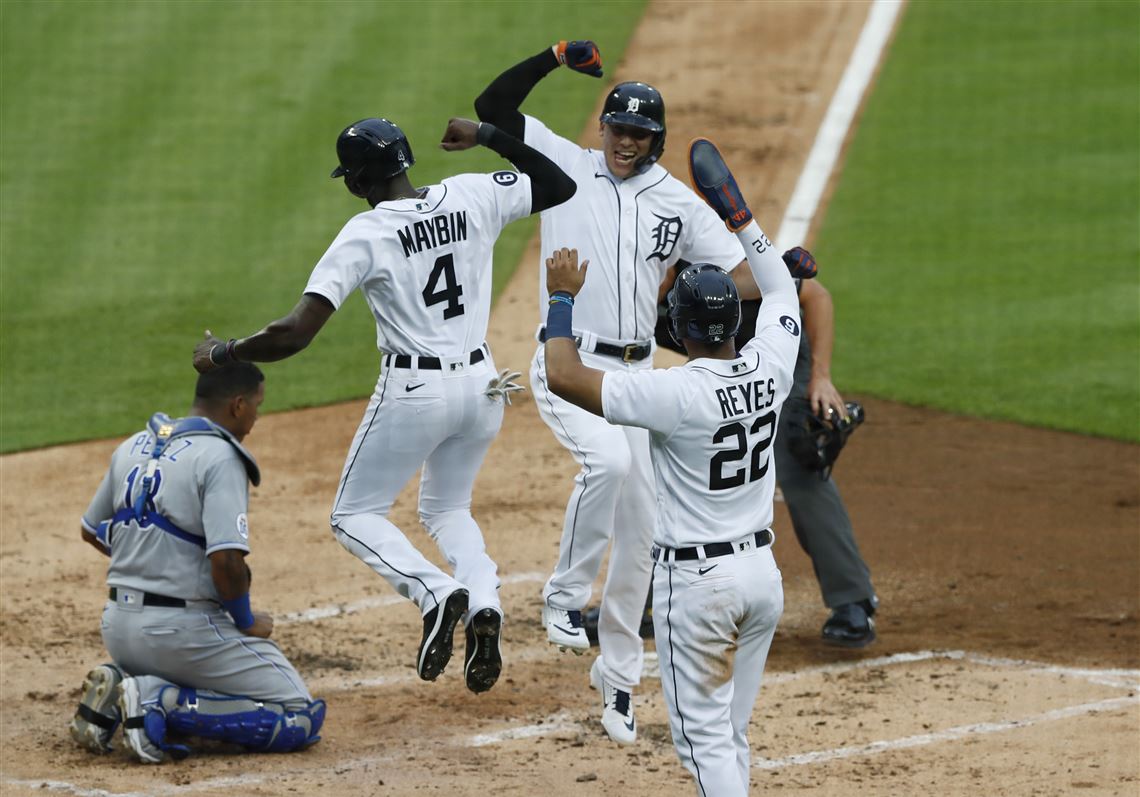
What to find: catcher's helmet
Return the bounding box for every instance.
[330,118,415,182]
[599,82,666,172]
[667,263,741,346]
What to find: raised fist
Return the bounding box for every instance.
[554,40,603,77]
[781,246,818,280]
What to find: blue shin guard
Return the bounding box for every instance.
[157,687,324,753]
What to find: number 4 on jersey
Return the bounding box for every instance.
[422,253,465,319]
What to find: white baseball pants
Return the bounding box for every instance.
[330,351,504,620]
[653,541,783,797]
[530,344,656,691]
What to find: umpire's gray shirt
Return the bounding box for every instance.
[81,416,256,602]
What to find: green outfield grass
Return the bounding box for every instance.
[0,0,645,452]
[815,0,1139,442]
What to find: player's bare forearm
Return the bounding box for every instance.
[800,280,836,380]
[546,338,604,416]
[209,549,251,600]
[800,280,845,415]
[543,247,602,414]
[193,294,334,373]
[729,257,761,301]
[80,526,110,557]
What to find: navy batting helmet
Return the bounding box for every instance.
[330,118,414,182]
[667,263,741,346]
[599,82,666,172]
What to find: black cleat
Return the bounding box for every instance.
[464,608,503,694]
[417,589,469,681]
[822,601,877,648]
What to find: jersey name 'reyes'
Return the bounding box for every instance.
[304,171,532,358]
[600,293,801,549]
[523,115,744,344]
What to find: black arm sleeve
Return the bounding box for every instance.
[474,48,560,139]
[478,123,575,213]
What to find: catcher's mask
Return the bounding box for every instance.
[666,263,741,346]
[786,401,866,480]
[330,118,415,197]
[599,81,665,174]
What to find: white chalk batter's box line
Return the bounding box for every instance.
[6,650,1136,796]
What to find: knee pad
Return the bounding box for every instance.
[158,687,324,753]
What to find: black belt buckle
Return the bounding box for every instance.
[622,343,639,363]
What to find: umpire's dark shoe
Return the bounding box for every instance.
[464,608,503,694]
[418,589,469,681]
[583,606,656,646]
[822,600,877,648]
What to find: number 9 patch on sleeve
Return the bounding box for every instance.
[780,315,800,336]
[492,171,519,186]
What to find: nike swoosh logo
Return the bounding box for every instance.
[624,717,635,731]
[405,383,426,392]
[698,564,718,575]
[553,625,582,636]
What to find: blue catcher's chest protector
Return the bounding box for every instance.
[98,413,259,551]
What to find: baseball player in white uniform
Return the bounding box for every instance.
[542,138,805,796]
[193,116,575,693]
[473,40,760,744]
[70,364,326,763]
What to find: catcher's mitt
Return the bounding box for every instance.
[785,401,865,479]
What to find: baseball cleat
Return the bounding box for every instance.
[117,677,165,764]
[821,601,877,648]
[687,137,753,232]
[417,588,469,681]
[542,605,590,654]
[464,608,503,694]
[69,663,123,753]
[589,658,636,745]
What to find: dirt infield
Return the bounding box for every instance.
[2,2,1138,795]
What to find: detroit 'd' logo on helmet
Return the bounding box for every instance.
[626,97,641,113]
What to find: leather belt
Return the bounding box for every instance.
[384,347,485,370]
[109,587,186,608]
[538,327,651,363]
[652,529,773,562]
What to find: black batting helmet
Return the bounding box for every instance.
[599,81,666,172]
[667,263,741,346]
[330,118,414,183]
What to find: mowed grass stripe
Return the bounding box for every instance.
[0,2,645,451]
[814,0,1139,441]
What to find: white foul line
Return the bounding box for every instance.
[775,0,904,249]
[753,694,1140,770]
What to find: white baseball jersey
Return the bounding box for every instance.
[523,114,744,343]
[305,171,532,357]
[601,291,802,548]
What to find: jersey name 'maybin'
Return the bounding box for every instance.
[398,211,468,257]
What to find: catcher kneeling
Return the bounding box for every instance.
[68,364,325,763]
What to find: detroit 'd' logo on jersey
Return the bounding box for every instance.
[648,214,682,261]
[780,315,800,336]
